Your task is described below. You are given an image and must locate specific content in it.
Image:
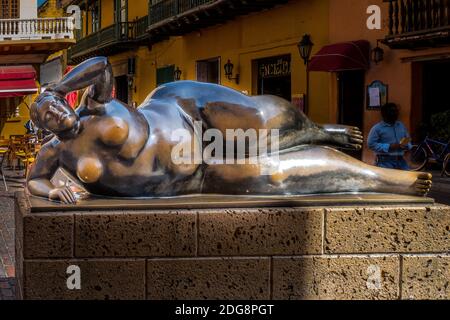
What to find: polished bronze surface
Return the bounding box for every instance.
[27,56,433,204]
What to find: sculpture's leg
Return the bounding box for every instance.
[200,96,363,151]
[204,146,432,196]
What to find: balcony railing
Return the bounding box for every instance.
[68,18,149,62]
[146,0,288,45]
[135,15,149,39]
[68,22,133,57]
[384,0,450,48]
[149,0,217,25]
[0,17,75,40]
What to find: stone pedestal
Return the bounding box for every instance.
[15,191,450,300]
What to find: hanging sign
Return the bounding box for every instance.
[258,55,291,79]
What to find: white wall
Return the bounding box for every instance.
[20,0,38,19]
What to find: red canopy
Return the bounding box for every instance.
[308,40,371,72]
[0,65,38,98]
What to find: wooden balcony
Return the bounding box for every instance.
[67,17,149,64]
[147,0,288,45]
[383,0,450,49]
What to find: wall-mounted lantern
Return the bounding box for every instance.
[371,40,385,65]
[127,76,134,90]
[224,59,240,84]
[174,66,182,81]
[127,57,136,91]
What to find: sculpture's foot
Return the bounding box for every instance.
[377,167,432,196]
[413,172,433,196]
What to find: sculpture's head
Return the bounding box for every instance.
[31,91,80,138]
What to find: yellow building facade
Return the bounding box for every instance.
[69,0,332,124]
[0,0,73,138]
[0,94,38,139]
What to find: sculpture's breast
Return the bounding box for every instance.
[76,155,103,184]
[99,116,130,147]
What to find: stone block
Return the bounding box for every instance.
[198,208,323,256]
[402,256,450,300]
[15,192,73,259]
[325,207,450,253]
[147,258,270,300]
[23,214,73,259]
[75,211,196,257]
[23,259,145,300]
[272,256,400,300]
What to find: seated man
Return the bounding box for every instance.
[27,57,432,204]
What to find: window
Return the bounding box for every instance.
[156,65,175,86]
[196,57,220,84]
[0,0,19,19]
[114,75,129,104]
[91,0,100,33]
[115,0,127,22]
[120,0,127,22]
[115,0,127,36]
[256,54,291,101]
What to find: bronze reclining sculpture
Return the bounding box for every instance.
[27,57,432,204]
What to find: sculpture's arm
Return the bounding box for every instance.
[27,141,76,204]
[50,56,113,104]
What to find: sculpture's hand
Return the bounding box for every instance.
[49,187,77,204]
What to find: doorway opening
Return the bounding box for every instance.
[114,75,129,104]
[337,70,365,159]
[413,59,450,142]
[256,54,291,101]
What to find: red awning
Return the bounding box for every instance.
[308,40,371,72]
[0,65,38,98]
[64,66,78,109]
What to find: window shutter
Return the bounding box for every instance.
[156,65,175,86]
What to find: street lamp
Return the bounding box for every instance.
[298,34,314,65]
[297,34,314,115]
[224,59,240,84]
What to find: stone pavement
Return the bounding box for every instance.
[428,171,450,206]
[0,169,25,300]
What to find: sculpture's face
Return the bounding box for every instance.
[32,92,80,137]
